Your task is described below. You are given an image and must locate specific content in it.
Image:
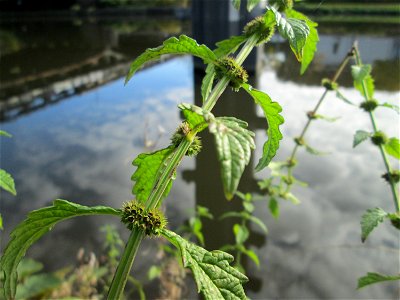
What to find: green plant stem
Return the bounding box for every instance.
[353,45,399,212]
[285,50,353,190]
[108,33,260,300]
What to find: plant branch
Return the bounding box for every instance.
[353,44,399,212]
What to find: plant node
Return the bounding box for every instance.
[171,122,201,155]
[215,57,248,91]
[371,131,388,146]
[121,200,167,236]
[360,99,378,112]
[283,176,293,185]
[382,170,400,184]
[287,158,297,167]
[243,16,275,45]
[186,136,202,156]
[269,0,293,12]
[294,137,305,146]
[307,111,316,119]
[321,78,338,91]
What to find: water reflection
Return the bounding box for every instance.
[1,15,399,299]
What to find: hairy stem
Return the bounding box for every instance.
[285,48,353,190]
[108,33,260,300]
[353,45,399,212]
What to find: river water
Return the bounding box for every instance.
[0,13,399,299]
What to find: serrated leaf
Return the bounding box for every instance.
[268,197,279,219]
[202,64,216,103]
[214,35,247,58]
[358,272,400,289]
[132,146,175,203]
[0,130,12,137]
[233,224,249,244]
[360,207,388,242]
[161,228,248,300]
[380,102,399,114]
[0,199,120,299]
[269,6,310,61]
[351,65,375,98]
[384,137,400,160]
[0,168,16,196]
[125,35,216,84]
[286,9,319,74]
[242,84,284,171]
[178,103,210,132]
[209,117,255,200]
[353,130,371,148]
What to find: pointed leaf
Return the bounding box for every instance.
[125,35,217,83]
[214,35,247,58]
[242,248,260,267]
[336,90,356,106]
[268,197,279,219]
[232,0,241,10]
[351,65,371,82]
[313,114,340,122]
[380,102,399,114]
[219,211,246,220]
[0,168,16,196]
[178,103,210,132]
[360,207,387,242]
[353,130,371,148]
[247,0,260,12]
[248,215,268,234]
[358,272,400,289]
[132,146,175,203]
[305,143,329,155]
[351,65,375,98]
[269,6,310,61]
[286,9,319,74]
[242,84,284,171]
[233,224,249,245]
[161,228,248,300]
[0,199,120,299]
[201,64,216,102]
[0,130,12,137]
[209,117,255,200]
[384,138,400,160]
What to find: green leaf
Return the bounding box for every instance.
[132,146,175,203]
[219,211,245,220]
[360,207,387,243]
[0,168,16,196]
[17,258,43,279]
[125,35,216,84]
[358,272,400,289]
[242,84,284,171]
[380,102,399,114]
[313,114,340,122]
[201,64,216,103]
[286,9,319,74]
[197,205,214,219]
[232,0,241,10]
[268,197,279,219]
[0,199,120,299]
[248,215,268,234]
[269,6,310,61]
[161,228,248,300]
[247,0,260,12]
[233,224,249,245]
[353,130,371,148]
[15,273,61,299]
[209,117,255,200]
[305,143,329,155]
[384,137,400,160]
[241,247,260,267]
[147,265,162,281]
[284,192,301,204]
[351,65,375,98]
[178,103,210,132]
[0,214,2,230]
[0,130,12,137]
[336,90,356,106]
[214,35,247,58]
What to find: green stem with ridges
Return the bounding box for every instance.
[353,44,399,212]
[108,33,260,300]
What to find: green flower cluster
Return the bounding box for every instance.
[243,16,275,45]
[171,122,202,156]
[215,57,248,91]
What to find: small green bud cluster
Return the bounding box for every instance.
[215,57,248,91]
[371,131,388,146]
[294,137,305,146]
[243,16,275,45]
[321,78,338,91]
[121,201,167,236]
[382,170,400,184]
[170,122,202,156]
[360,99,378,112]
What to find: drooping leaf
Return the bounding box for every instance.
[313,114,340,122]
[384,137,400,160]
[214,35,247,58]
[233,224,249,245]
[178,103,210,132]
[353,130,371,148]
[0,168,16,196]
[286,9,319,74]
[125,35,217,84]
[132,146,175,203]
[241,247,260,267]
[351,65,375,98]
[358,272,400,289]
[268,197,279,219]
[248,215,268,234]
[305,143,329,155]
[209,117,255,200]
[336,90,356,106]
[161,228,248,300]
[0,199,120,299]
[201,64,216,103]
[0,130,12,137]
[380,102,399,114]
[242,84,284,171]
[360,207,387,242]
[269,6,310,61]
